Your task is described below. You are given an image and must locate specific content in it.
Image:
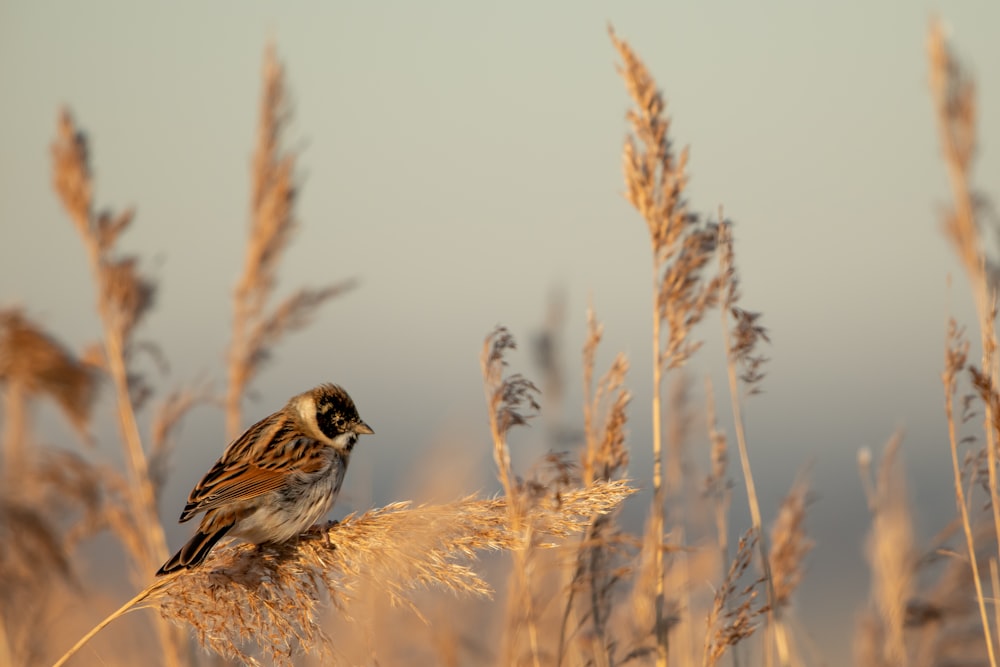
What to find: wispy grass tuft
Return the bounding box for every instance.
[481,326,546,667]
[856,435,915,666]
[556,307,634,667]
[768,474,813,612]
[0,308,97,469]
[53,482,635,667]
[702,532,766,667]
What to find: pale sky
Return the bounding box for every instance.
[2,2,999,663]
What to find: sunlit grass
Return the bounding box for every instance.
[0,19,995,667]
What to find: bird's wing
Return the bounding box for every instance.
[179,462,288,521]
[178,410,294,522]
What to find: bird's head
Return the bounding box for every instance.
[293,383,373,452]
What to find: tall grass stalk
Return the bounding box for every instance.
[702,533,763,667]
[481,327,543,667]
[943,320,996,665]
[51,110,185,667]
[226,45,353,439]
[716,220,780,665]
[928,19,1000,667]
[0,309,105,666]
[703,378,737,667]
[611,28,721,665]
[52,112,166,574]
[992,558,1000,653]
[1,364,27,478]
[858,435,916,666]
[555,306,631,667]
[0,616,12,667]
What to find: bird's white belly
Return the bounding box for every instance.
[232,457,346,544]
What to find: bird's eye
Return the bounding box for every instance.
[334,416,346,428]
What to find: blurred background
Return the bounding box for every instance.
[2,1,999,664]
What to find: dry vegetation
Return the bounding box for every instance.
[0,18,996,667]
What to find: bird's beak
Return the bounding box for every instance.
[354,421,374,435]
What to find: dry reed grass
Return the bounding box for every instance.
[702,532,765,667]
[768,475,812,613]
[854,433,996,667]
[610,26,723,667]
[609,28,811,667]
[226,44,355,440]
[554,307,634,667]
[857,435,915,666]
[929,17,1000,667]
[0,309,97,451]
[906,519,1000,667]
[482,326,559,667]
[0,309,115,666]
[1,16,994,667]
[715,219,786,665]
[51,109,167,571]
[55,483,634,667]
[50,108,191,667]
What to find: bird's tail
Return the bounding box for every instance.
[156,524,233,576]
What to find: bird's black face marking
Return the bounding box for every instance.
[309,383,372,443]
[316,407,349,439]
[314,386,361,440]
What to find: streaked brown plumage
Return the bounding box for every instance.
[156,383,373,575]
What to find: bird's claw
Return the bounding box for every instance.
[305,520,339,549]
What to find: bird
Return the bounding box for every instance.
[156,383,373,576]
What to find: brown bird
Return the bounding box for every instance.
[157,383,373,575]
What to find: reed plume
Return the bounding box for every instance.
[51,108,188,666]
[556,307,633,667]
[856,435,915,666]
[610,27,722,667]
[929,18,1000,667]
[716,218,785,664]
[0,309,106,666]
[702,532,766,667]
[0,308,97,472]
[53,483,634,667]
[51,110,164,569]
[226,44,354,439]
[768,475,812,612]
[481,326,545,667]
